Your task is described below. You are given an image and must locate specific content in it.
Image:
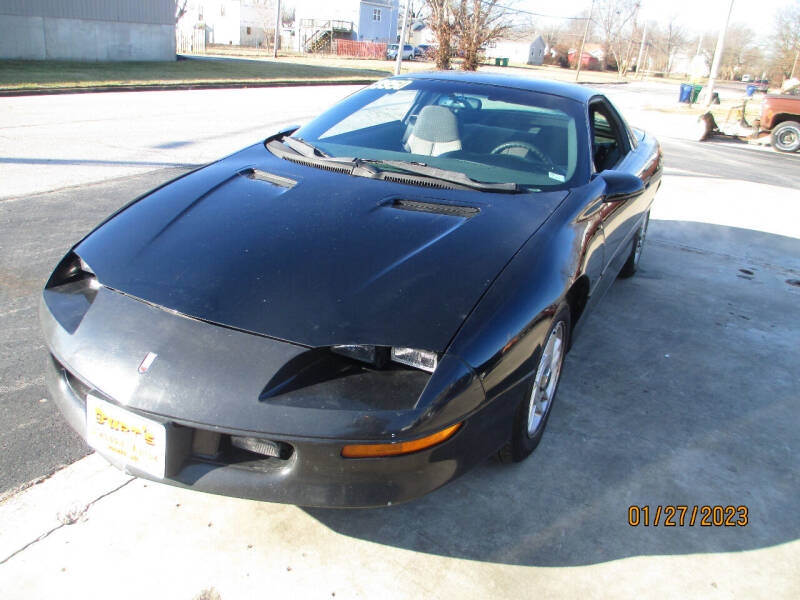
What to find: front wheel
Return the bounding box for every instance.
[771,121,800,153]
[619,211,650,278]
[499,305,571,463]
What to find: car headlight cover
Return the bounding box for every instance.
[332,344,381,365]
[390,347,437,373]
[331,345,438,372]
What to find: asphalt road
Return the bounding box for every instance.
[1,83,798,496]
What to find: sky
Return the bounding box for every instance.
[515,0,795,38]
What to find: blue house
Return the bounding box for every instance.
[295,0,399,51]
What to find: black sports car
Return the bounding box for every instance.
[41,72,661,507]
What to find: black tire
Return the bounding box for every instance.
[619,211,650,278]
[771,121,800,153]
[498,304,571,463]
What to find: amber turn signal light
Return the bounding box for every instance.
[341,422,462,458]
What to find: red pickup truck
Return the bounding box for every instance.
[759,92,800,153]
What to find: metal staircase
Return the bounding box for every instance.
[301,19,354,53]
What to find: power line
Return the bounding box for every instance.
[477,0,590,21]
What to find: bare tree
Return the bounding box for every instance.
[650,16,688,73]
[719,24,757,79]
[593,0,640,72]
[456,0,515,70]
[769,3,800,80]
[425,0,458,70]
[175,0,189,24]
[281,4,295,27]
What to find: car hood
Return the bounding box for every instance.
[74,142,567,352]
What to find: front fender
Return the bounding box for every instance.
[448,182,606,401]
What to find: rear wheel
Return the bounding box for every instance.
[771,121,800,153]
[619,211,650,278]
[499,305,571,463]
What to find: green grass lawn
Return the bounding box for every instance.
[0,57,388,90]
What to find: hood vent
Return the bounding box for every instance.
[392,199,479,218]
[243,169,296,188]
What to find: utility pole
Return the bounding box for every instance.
[639,45,649,80]
[273,0,281,59]
[575,0,595,82]
[394,0,410,75]
[635,20,648,79]
[704,0,735,107]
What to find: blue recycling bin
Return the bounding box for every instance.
[745,84,756,97]
[679,83,693,103]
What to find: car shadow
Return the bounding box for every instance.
[303,219,800,567]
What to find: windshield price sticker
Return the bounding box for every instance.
[369,79,413,91]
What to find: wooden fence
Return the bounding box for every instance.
[336,40,387,59]
[176,29,206,54]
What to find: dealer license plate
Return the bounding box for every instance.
[86,394,166,479]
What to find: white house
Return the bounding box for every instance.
[484,35,546,65]
[295,0,399,51]
[407,21,436,46]
[176,0,276,47]
[670,52,710,78]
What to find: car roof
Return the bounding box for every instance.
[397,71,598,104]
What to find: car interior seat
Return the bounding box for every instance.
[405,105,462,156]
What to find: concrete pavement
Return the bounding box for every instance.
[0,85,360,199]
[1,83,799,598]
[2,202,799,597]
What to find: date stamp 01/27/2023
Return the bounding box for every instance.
[628,505,749,527]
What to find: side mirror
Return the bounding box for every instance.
[598,170,644,202]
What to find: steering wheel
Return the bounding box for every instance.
[490,141,555,169]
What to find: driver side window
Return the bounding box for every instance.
[590,105,625,172]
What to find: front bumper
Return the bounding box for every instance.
[41,286,503,507]
[45,352,502,507]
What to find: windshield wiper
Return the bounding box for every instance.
[281,136,330,158]
[266,140,519,193]
[357,159,519,193]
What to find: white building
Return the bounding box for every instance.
[485,35,546,66]
[295,0,399,51]
[177,0,276,47]
[0,0,175,61]
[670,53,710,78]
[407,21,436,46]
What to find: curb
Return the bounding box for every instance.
[0,78,379,97]
[576,80,630,86]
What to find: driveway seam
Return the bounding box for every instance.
[0,477,134,565]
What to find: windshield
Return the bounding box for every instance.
[290,78,589,191]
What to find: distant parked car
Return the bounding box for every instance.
[387,44,414,60]
[414,44,433,59]
[755,79,769,93]
[742,74,752,82]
